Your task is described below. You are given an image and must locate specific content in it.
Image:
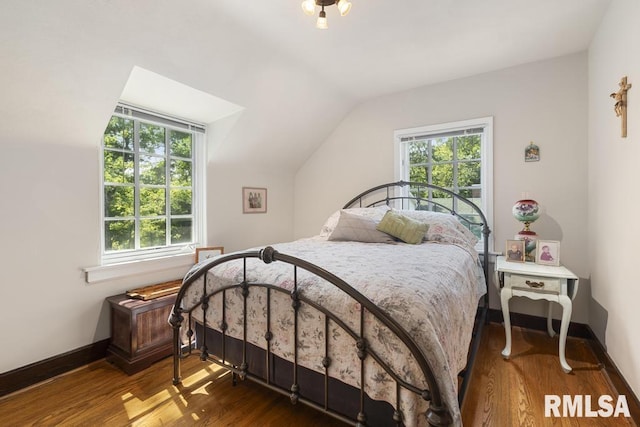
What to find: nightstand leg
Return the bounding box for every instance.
[558,295,573,373]
[500,289,512,359]
[547,301,556,337]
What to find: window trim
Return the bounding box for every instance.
[99,105,207,265]
[83,252,195,283]
[394,116,494,251]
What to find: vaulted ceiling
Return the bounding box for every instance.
[0,0,611,170]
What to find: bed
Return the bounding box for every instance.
[169,181,491,426]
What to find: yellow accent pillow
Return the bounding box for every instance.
[376,210,428,244]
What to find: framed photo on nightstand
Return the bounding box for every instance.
[505,240,525,262]
[536,240,560,266]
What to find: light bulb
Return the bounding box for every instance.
[337,0,351,16]
[316,10,328,29]
[301,0,316,16]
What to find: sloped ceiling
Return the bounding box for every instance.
[0,0,610,171]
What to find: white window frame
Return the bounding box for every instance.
[99,105,207,266]
[394,116,494,251]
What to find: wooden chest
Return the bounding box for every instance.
[106,291,177,375]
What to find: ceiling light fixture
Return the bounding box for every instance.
[301,0,352,29]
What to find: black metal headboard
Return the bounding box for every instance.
[343,180,491,307]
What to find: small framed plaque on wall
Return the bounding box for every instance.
[243,187,267,214]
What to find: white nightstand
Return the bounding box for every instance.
[495,255,579,373]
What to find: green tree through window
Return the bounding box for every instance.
[396,118,493,246]
[103,114,196,255]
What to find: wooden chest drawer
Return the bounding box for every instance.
[504,273,561,294]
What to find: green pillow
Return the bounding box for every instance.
[376,210,428,244]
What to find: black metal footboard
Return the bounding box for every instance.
[170,246,455,426]
[170,180,491,427]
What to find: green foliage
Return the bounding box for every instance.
[407,134,483,239]
[139,155,166,185]
[102,115,195,252]
[105,220,134,251]
[104,117,133,150]
[170,189,192,215]
[408,134,481,195]
[140,188,165,216]
[104,151,134,184]
[140,123,165,154]
[170,159,191,187]
[171,218,192,244]
[140,219,166,248]
[104,186,134,217]
[170,130,192,158]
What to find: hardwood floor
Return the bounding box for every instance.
[462,323,638,427]
[0,323,636,426]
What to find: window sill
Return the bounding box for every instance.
[83,253,194,283]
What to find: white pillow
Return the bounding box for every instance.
[319,205,390,237]
[328,210,396,243]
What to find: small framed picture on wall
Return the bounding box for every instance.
[505,240,525,262]
[243,187,267,214]
[536,240,560,266]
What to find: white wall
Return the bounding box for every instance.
[294,53,590,323]
[0,136,294,375]
[588,0,640,397]
[0,1,345,374]
[206,164,295,253]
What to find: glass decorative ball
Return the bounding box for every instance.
[512,199,540,224]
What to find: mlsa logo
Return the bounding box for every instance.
[545,395,630,418]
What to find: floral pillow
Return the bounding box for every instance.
[328,210,396,243]
[319,205,390,238]
[394,209,479,248]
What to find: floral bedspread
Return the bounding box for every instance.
[180,237,486,427]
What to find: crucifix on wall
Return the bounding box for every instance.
[610,76,632,138]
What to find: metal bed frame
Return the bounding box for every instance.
[169,181,491,426]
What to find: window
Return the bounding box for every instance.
[395,117,493,249]
[101,105,206,263]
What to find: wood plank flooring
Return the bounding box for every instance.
[462,323,638,427]
[0,323,636,426]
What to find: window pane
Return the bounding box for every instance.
[140,219,166,248]
[456,135,481,160]
[140,188,166,216]
[140,156,166,185]
[431,163,453,187]
[102,112,200,258]
[170,131,192,158]
[105,220,134,251]
[408,141,428,165]
[409,166,427,184]
[171,159,192,187]
[458,188,480,199]
[139,123,165,155]
[171,189,192,215]
[431,138,453,162]
[432,192,452,206]
[458,161,481,187]
[104,185,134,217]
[104,150,134,184]
[104,117,133,150]
[409,185,428,201]
[171,218,192,244]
